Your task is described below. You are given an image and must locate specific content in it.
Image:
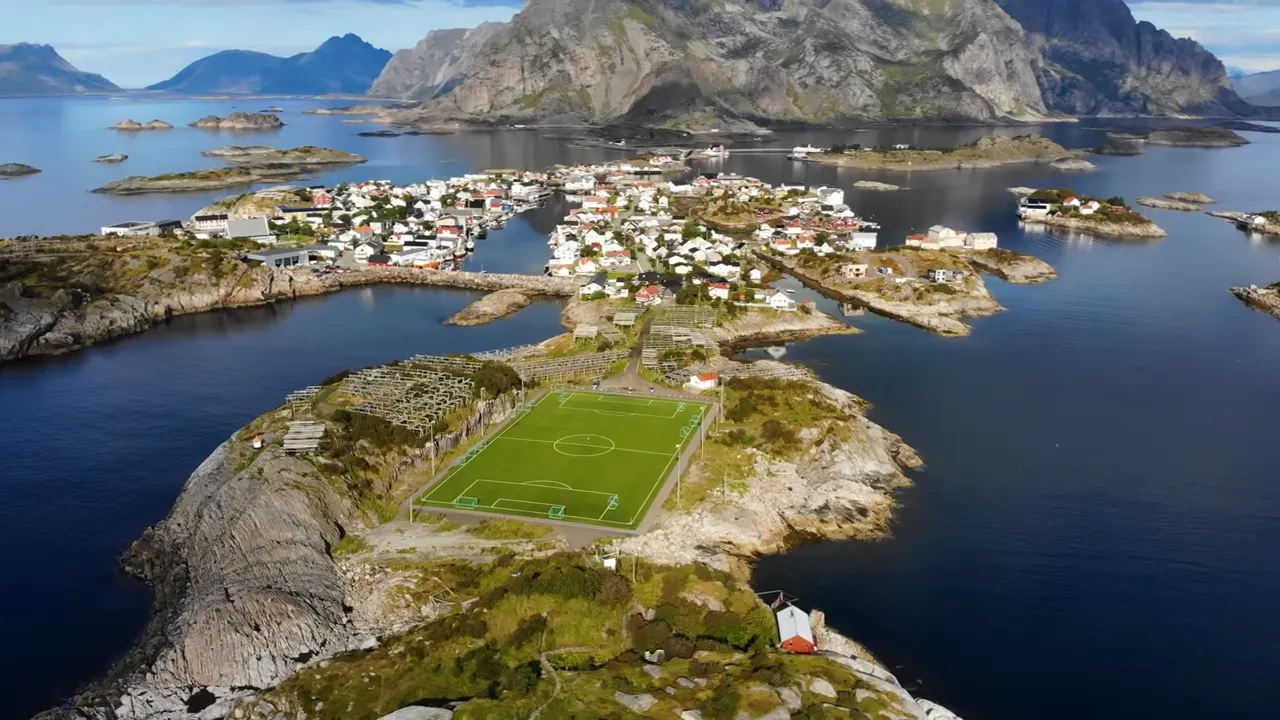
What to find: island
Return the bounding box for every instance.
[807,134,1070,171]
[93,153,128,163]
[92,147,366,194]
[1091,136,1144,156]
[1018,189,1167,238]
[962,248,1058,284]
[1209,210,1280,236]
[190,112,285,130]
[0,162,40,177]
[111,119,173,131]
[853,180,900,191]
[1146,126,1249,147]
[357,129,401,137]
[1231,283,1280,321]
[445,288,533,326]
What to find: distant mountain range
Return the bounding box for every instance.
[1233,70,1280,107]
[371,0,1261,127]
[0,43,119,96]
[147,34,392,95]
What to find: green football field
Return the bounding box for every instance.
[417,390,711,530]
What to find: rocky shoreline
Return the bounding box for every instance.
[1137,196,1203,212]
[1031,213,1168,238]
[1,265,577,364]
[93,146,366,194]
[444,288,533,326]
[963,249,1057,284]
[705,307,859,349]
[190,113,284,130]
[1231,284,1280,321]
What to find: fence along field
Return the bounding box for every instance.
[417,390,711,530]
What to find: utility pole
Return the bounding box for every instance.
[676,442,682,508]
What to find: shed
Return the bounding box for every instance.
[246,248,309,269]
[776,605,816,654]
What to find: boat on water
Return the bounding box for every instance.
[765,346,788,359]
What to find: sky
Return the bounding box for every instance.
[2,0,1280,88]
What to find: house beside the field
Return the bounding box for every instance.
[686,372,719,391]
[776,605,816,654]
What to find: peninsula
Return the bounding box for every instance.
[762,248,1009,337]
[0,236,577,362]
[1017,189,1167,238]
[1208,210,1280,236]
[1231,283,1280,321]
[805,135,1070,172]
[37,307,961,719]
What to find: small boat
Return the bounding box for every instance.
[454,250,468,259]
[465,239,475,250]
[785,288,796,294]
[766,346,788,359]
[477,228,489,239]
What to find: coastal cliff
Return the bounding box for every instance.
[0,238,578,364]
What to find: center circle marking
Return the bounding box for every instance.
[553,434,616,457]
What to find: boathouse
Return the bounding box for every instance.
[776,605,816,654]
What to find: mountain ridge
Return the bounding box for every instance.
[1234,69,1280,106]
[372,0,1262,127]
[0,43,119,96]
[147,34,392,95]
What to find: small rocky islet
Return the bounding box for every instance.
[190,112,285,130]
[0,162,40,177]
[93,153,128,163]
[111,119,173,131]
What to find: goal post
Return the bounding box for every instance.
[454,497,479,509]
[549,505,566,519]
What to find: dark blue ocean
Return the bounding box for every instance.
[2,96,1279,719]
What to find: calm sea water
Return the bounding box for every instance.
[2,96,1280,719]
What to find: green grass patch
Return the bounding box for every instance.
[331,534,372,557]
[467,519,555,540]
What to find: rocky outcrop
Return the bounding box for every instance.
[384,0,1049,127]
[444,288,533,326]
[112,119,173,131]
[963,248,1057,284]
[618,370,921,571]
[853,180,900,192]
[703,308,858,349]
[94,153,128,163]
[1091,136,1143,156]
[202,145,366,169]
[1,263,578,364]
[190,113,284,130]
[1231,284,1280,321]
[0,42,119,96]
[0,162,40,176]
[1166,192,1214,204]
[1049,157,1097,171]
[43,436,366,719]
[995,0,1251,116]
[1137,197,1201,212]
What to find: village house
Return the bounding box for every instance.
[707,283,731,301]
[579,272,608,297]
[776,605,816,654]
[686,372,720,391]
[635,285,664,306]
[226,217,275,245]
[841,263,869,279]
[766,290,797,311]
[353,240,383,264]
[192,213,229,234]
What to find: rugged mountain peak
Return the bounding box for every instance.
[383,0,1049,126]
[994,0,1247,115]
